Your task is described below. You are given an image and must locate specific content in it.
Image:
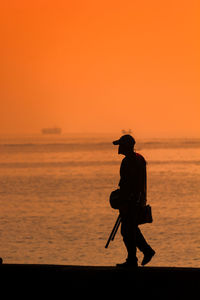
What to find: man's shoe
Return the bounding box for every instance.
[141,249,155,266]
[116,261,138,268]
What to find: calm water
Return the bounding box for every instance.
[0,134,199,267]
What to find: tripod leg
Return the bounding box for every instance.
[105,215,121,248]
[111,217,121,241]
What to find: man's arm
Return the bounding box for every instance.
[141,162,147,205]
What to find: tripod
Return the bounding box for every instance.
[105,215,121,248]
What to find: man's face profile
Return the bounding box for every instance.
[118,144,127,155]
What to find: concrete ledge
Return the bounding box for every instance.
[0,264,199,295]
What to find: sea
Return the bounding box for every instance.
[0,133,199,267]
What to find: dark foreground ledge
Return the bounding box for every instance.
[0,264,199,296]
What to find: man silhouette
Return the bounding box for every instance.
[113,134,155,267]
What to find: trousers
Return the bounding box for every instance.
[120,210,152,263]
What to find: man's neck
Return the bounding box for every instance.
[125,149,135,158]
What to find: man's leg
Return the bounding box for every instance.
[119,214,138,266]
[136,227,151,252]
[136,227,155,265]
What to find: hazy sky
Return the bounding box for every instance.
[1,0,200,137]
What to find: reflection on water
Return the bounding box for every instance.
[0,134,199,266]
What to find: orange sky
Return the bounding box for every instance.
[1,0,200,137]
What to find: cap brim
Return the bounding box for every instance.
[113,139,120,145]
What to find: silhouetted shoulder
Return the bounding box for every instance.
[135,152,146,165]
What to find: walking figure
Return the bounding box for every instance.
[112,134,155,267]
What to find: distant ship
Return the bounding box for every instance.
[121,129,132,134]
[41,127,62,135]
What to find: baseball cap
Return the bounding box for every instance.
[113,134,135,147]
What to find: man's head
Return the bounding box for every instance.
[113,134,135,155]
